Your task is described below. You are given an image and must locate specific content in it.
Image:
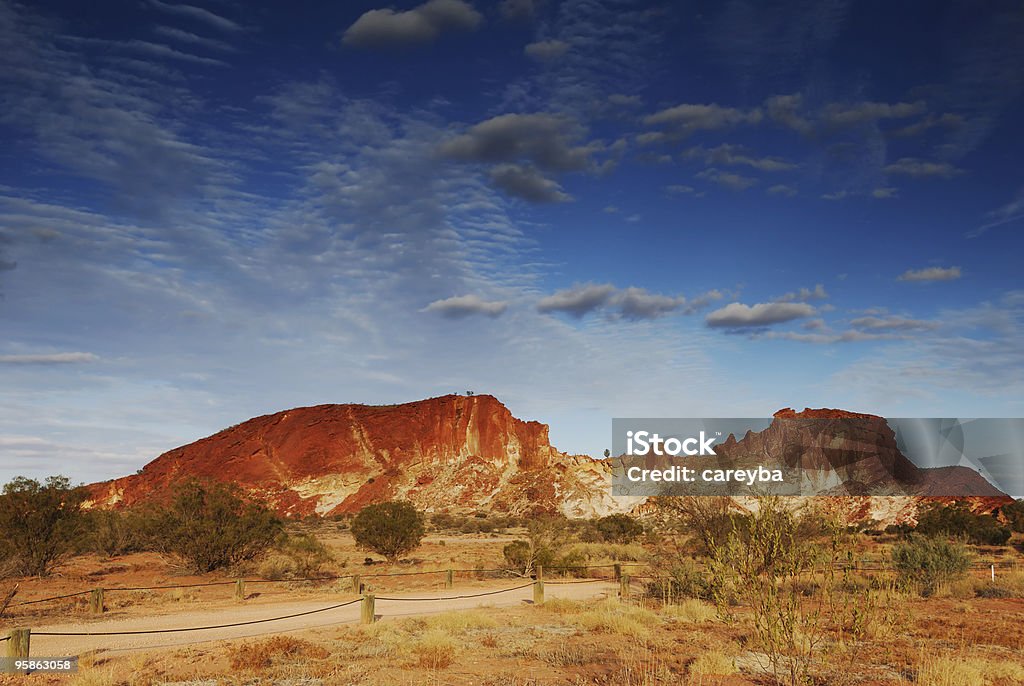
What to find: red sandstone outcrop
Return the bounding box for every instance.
[86,395,638,518]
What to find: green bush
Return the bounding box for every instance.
[0,476,87,577]
[891,536,971,596]
[914,502,1011,546]
[351,501,425,562]
[83,509,144,558]
[157,480,283,573]
[594,514,644,544]
[1001,499,1024,533]
[277,532,334,577]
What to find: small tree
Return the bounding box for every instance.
[0,476,87,577]
[351,501,425,562]
[594,513,644,544]
[159,480,282,573]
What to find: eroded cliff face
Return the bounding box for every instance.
[87,400,1008,525]
[86,395,639,518]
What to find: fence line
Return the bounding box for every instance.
[7,562,647,609]
[32,598,364,637]
[374,582,538,602]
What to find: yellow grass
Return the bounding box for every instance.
[916,653,1024,686]
[412,629,459,670]
[575,598,659,639]
[425,608,500,632]
[689,650,738,680]
[661,598,717,624]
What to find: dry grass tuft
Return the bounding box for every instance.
[916,653,1024,686]
[575,598,659,639]
[425,608,500,632]
[689,650,738,681]
[412,629,458,670]
[661,598,717,624]
[227,635,328,671]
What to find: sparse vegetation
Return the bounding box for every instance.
[351,500,425,562]
[0,475,87,576]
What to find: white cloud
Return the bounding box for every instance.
[898,266,962,282]
[696,168,758,191]
[884,158,962,179]
[643,103,762,137]
[524,39,569,61]
[849,316,938,331]
[684,144,796,172]
[423,295,509,318]
[705,301,816,328]
[488,164,571,203]
[343,0,482,48]
[439,113,596,172]
[776,284,828,302]
[0,352,99,364]
[537,283,616,317]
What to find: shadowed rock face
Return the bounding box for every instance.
[718,408,1011,523]
[86,395,637,518]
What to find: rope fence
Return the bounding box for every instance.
[32,599,364,637]
[5,562,648,609]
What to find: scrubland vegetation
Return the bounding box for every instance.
[1,476,1023,685]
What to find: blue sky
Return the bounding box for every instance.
[1,0,1022,486]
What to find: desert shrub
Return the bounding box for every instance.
[83,509,151,558]
[277,532,334,577]
[892,536,971,596]
[1000,499,1024,533]
[351,500,425,562]
[0,475,87,577]
[594,513,644,544]
[156,480,283,573]
[644,557,713,601]
[915,502,1011,546]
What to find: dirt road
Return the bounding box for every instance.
[24,581,617,656]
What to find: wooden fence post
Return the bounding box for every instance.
[6,628,29,658]
[6,628,30,673]
[613,563,622,581]
[445,569,453,589]
[234,579,246,601]
[535,564,543,581]
[619,574,630,601]
[361,593,375,625]
[351,574,361,594]
[89,588,104,614]
[533,579,544,606]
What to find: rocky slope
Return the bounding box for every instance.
[86,395,640,518]
[87,399,1011,525]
